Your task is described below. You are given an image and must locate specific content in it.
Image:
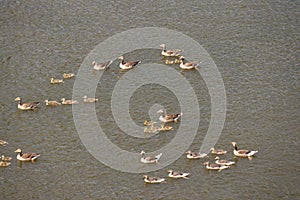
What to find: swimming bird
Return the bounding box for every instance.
[210,147,227,155]
[15,97,40,110]
[144,120,156,126]
[92,60,113,70]
[160,44,182,57]
[0,161,10,167]
[63,73,75,79]
[140,150,162,164]
[143,175,166,184]
[15,149,40,161]
[215,156,235,166]
[44,100,61,106]
[179,56,201,70]
[231,142,258,158]
[1,155,12,162]
[118,56,140,70]
[61,98,79,105]
[203,161,229,171]
[167,170,189,179]
[83,96,98,103]
[50,78,64,84]
[0,140,8,146]
[157,109,182,123]
[185,151,208,159]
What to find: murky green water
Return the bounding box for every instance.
[0,0,299,199]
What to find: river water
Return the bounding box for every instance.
[0,0,299,199]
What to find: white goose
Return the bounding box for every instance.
[92,60,113,70]
[143,175,166,184]
[157,109,182,123]
[231,142,258,158]
[203,161,229,171]
[167,170,189,179]
[185,151,208,159]
[160,44,182,57]
[15,97,40,110]
[179,56,201,69]
[215,156,235,166]
[118,56,140,70]
[140,150,162,164]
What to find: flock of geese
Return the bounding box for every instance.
[141,138,258,184]
[3,44,258,187]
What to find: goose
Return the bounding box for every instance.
[215,156,235,166]
[63,73,75,79]
[203,161,229,171]
[157,109,182,123]
[158,124,173,131]
[15,149,40,161]
[140,150,162,164]
[118,56,140,70]
[185,151,208,159]
[144,120,156,126]
[50,78,64,84]
[210,147,227,155]
[15,97,40,110]
[179,56,201,70]
[164,60,174,65]
[1,155,12,162]
[167,170,189,179]
[44,100,61,106]
[143,175,166,184]
[61,98,79,105]
[0,139,8,146]
[231,142,258,158]
[83,96,98,103]
[160,44,182,57]
[92,60,113,70]
[0,161,10,167]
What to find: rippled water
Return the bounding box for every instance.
[0,0,299,199]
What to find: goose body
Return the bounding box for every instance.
[203,161,229,171]
[44,100,61,106]
[143,175,166,184]
[61,98,79,105]
[118,56,140,70]
[50,78,64,84]
[215,157,235,166]
[179,56,201,69]
[140,151,162,164]
[185,151,208,159]
[157,109,182,123]
[0,161,10,167]
[1,155,12,161]
[160,44,182,57]
[63,73,75,79]
[15,97,40,110]
[167,170,189,179]
[15,149,40,161]
[210,147,227,155]
[231,142,258,158]
[92,60,113,70]
[83,96,98,103]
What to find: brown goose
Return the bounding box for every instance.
[118,56,140,70]
[15,97,39,110]
[160,44,182,57]
[231,142,258,158]
[15,149,40,161]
